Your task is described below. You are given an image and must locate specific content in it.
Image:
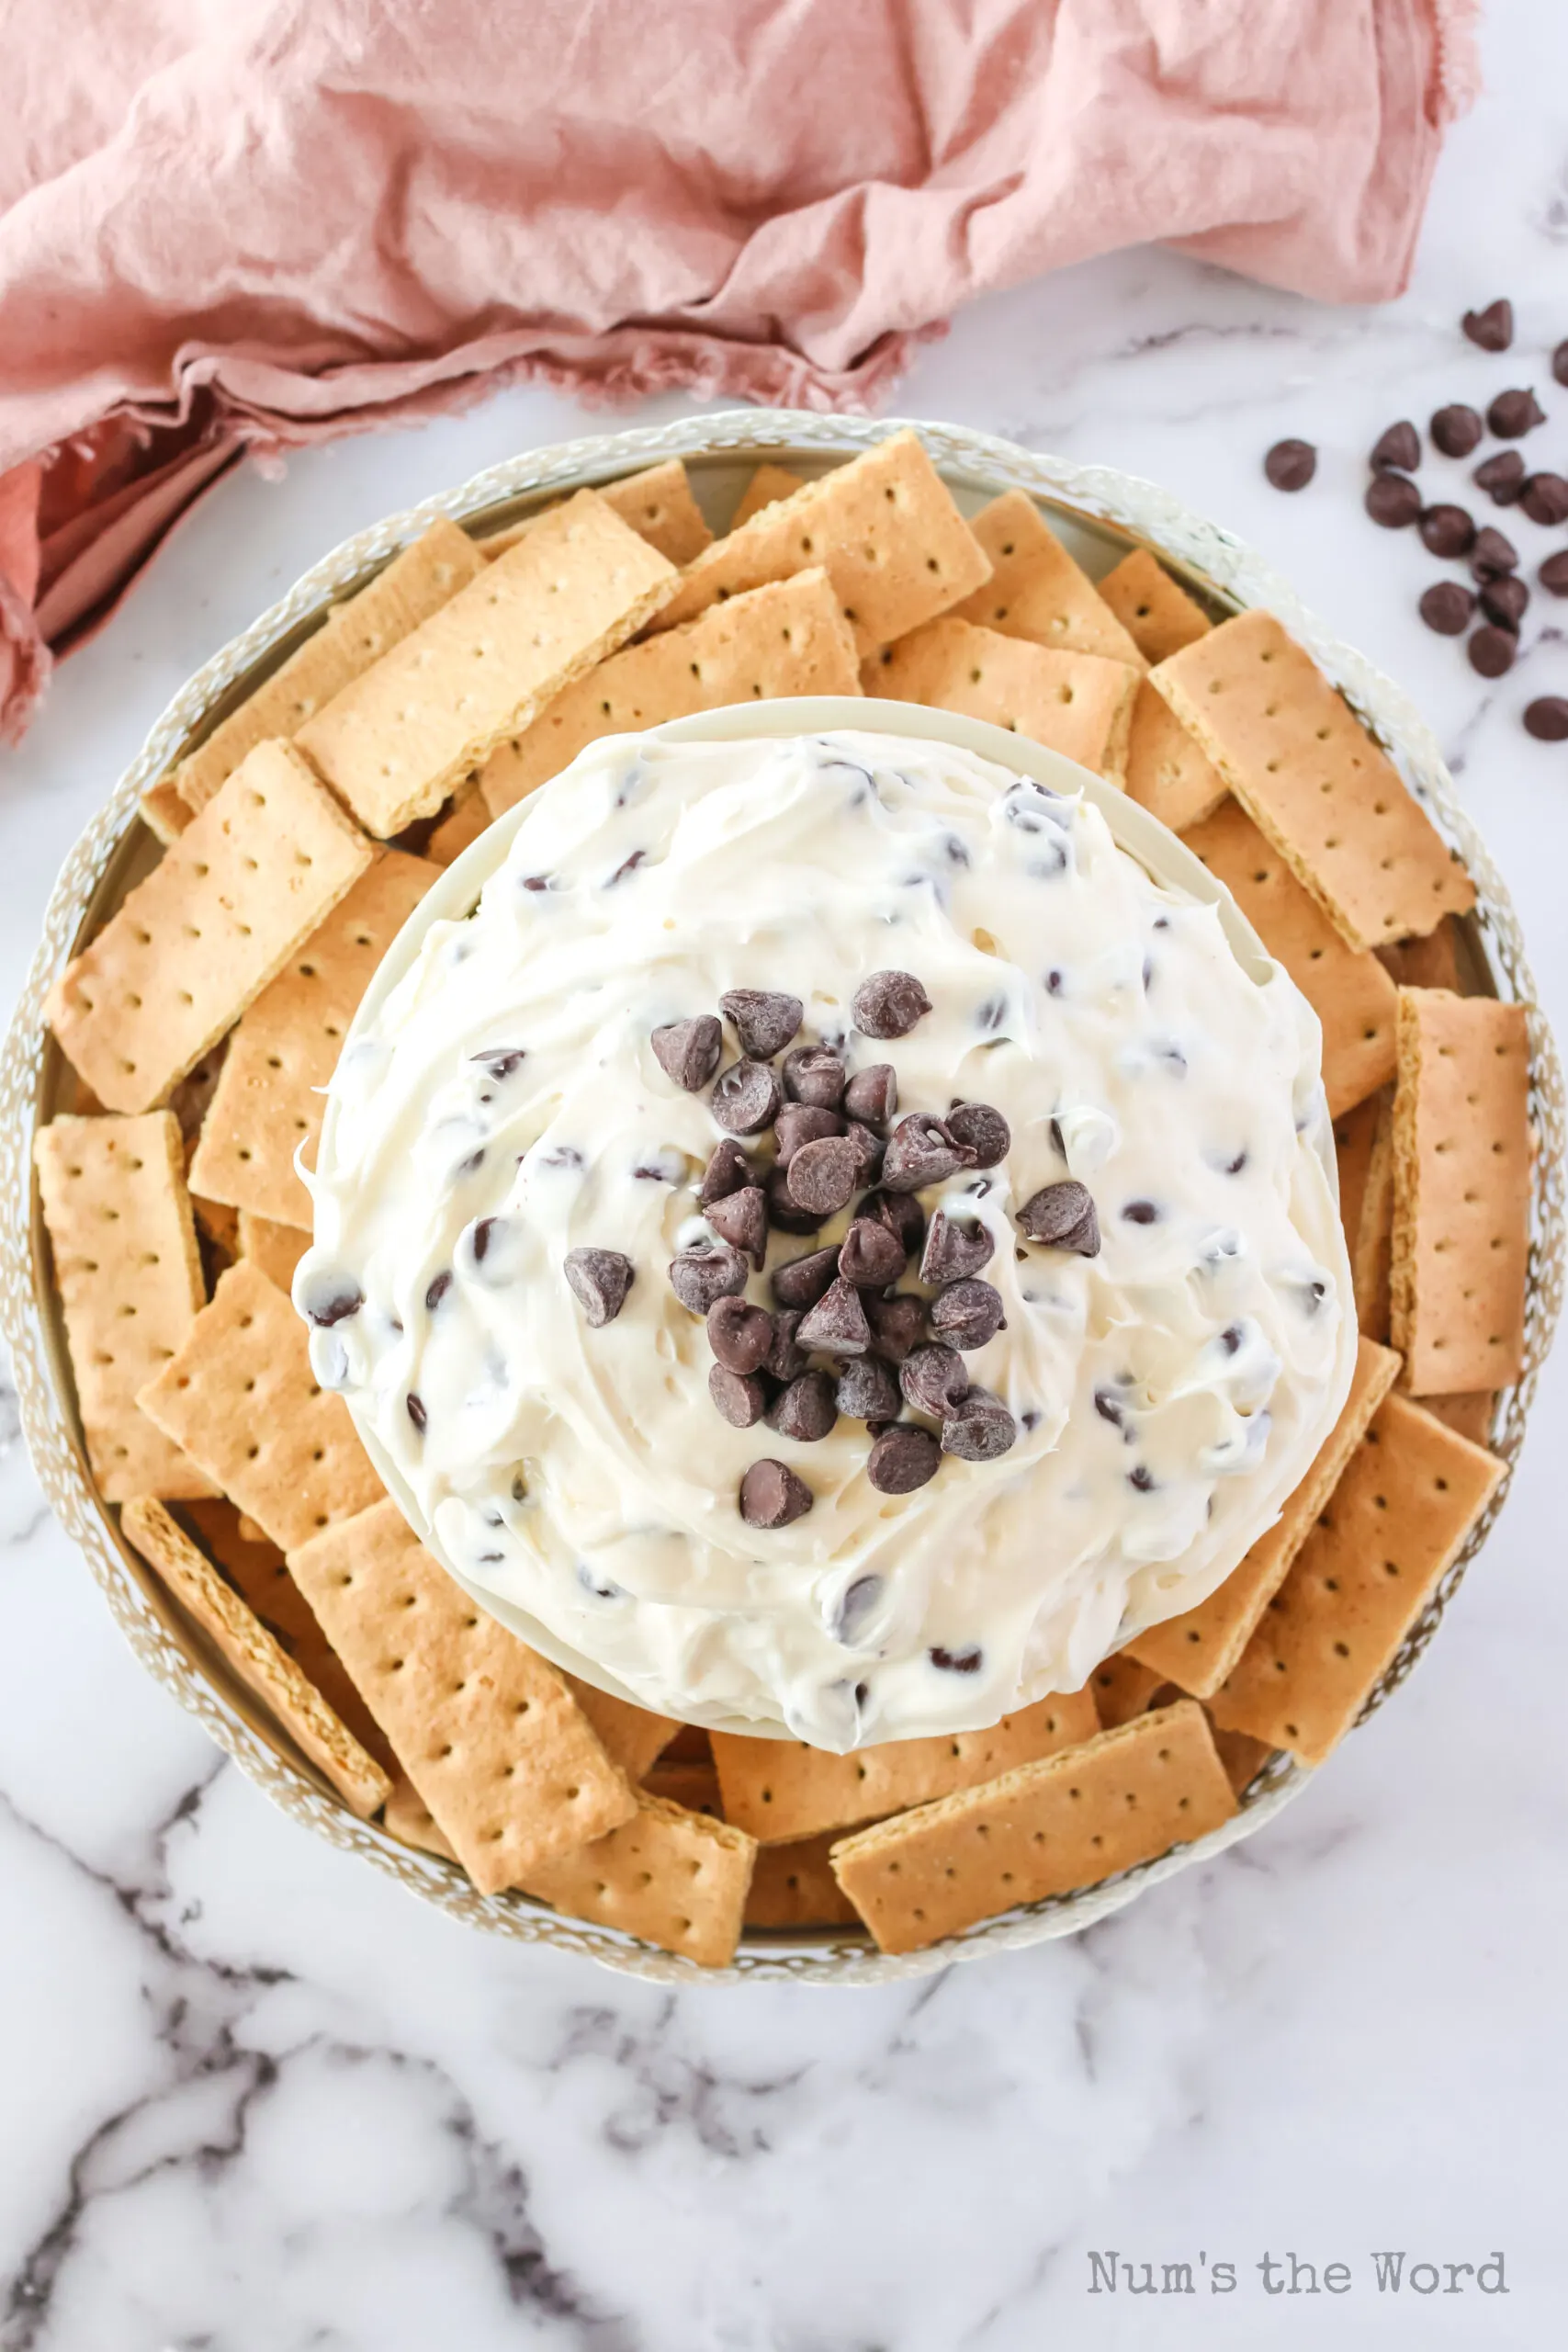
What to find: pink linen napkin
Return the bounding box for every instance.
[0,0,1479,742]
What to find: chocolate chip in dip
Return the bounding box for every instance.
[669,1243,749,1314]
[852,968,932,1038]
[704,1184,769,1267]
[782,1045,848,1109]
[739,1459,814,1528]
[881,1111,975,1192]
[839,1215,908,1289]
[1018,1179,1100,1255]
[719,988,804,1059]
[710,1057,783,1135]
[867,1423,942,1494]
[919,1207,995,1283]
[930,1279,1007,1351]
[706,1295,775,1374]
[651,1014,721,1091]
[562,1248,635,1327]
[787,1134,861,1218]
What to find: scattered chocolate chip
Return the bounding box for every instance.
[774,1103,845,1166]
[1128,1464,1156,1492]
[1462,299,1513,351]
[930,1643,983,1674]
[1018,1180,1100,1255]
[796,1275,872,1356]
[1473,448,1526,505]
[669,1244,749,1314]
[866,1290,929,1363]
[424,1270,452,1312]
[563,1248,635,1327]
[830,1573,886,1645]
[788,1135,861,1218]
[698,1138,750,1205]
[766,1308,808,1382]
[1264,438,1315,491]
[1525,696,1568,741]
[607,849,647,886]
[1365,472,1421,528]
[839,1216,908,1289]
[919,1208,995,1283]
[1522,472,1568,528]
[651,1014,721,1091]
[739,1459,814,1528]
[945,1102,1010,1168]
[711,1058,783,1135]
[1094,1385,1128,1429]
[1418,581,1475,636]
[719,989,803,1059]
[1418,503,1475,558]
[1487,388,1545,439]
[843,1063,897,1125]
[705,1184,769,1266]
[931,1279,1006,1351]
[835,1355,902,1422]
[709,1364,769,1428]
[1371,420,1420,472]
[852,969,931,1039]
[844,1121,886,1185]
[1468,625,1517,678]
[772,1247,842,1310]
[861,1187,926,1255]
[1122,1198,1160,1225]
[706,1295,774,1374]
[782,1045,847,1109]
[470,1046,526,1080]
[941,1387,1019,1462]
[881,1112,975,1193]
[1429,405,1483,460]
[765,1162,825,1235]
[1555,340,1568,388]
[1479,572,1529,631]
[1472,526,1519,579]
[1541,550,1568,595]
[766,1370,838,1442]
[299,1273,362,1328]
[867,1424,942,1495]
[406,1392,427,1433]
[899,1342,969,1418]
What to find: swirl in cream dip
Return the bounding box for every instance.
[298,727,1352,1749]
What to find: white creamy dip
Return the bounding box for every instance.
[299,728,1350,1748]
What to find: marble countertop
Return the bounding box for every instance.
[4,6,1567,2344]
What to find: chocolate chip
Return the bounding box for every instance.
[1429,405,1483,459]
[765,1162,826,1235]
[766,1308,808,1382]
[1541,550,1568,595]
[1419,503,1475,558]
[931,1279,1006,1351]
[941,1387,1019,1462]
[739,1459,814,1528]
[705,1185,769,1266]
[651,1015,721,1091]
[669,1244,748,1314]
[1122,1198,1160,1224]
[1018,1179,1100,1255]
[1522,472,1568,528]
[774,1103,845,1166]
[835,1355,902,1421]
[771,1246,841,1309]
[1487,388,1545,439]
[881,1112,975,1193]
[900,1342,969,1417]
[698,1138,750,1205]
[843,1063,897,1126]
[1365,473,1421,528]
[1468,625,1517,678]
[1479,573,1529,631]
[845,1120,886,1185]
[839,1216,908,1289]
[797,1275,872,1356]
[866,1290,928,1363]
[919,1209,995,1283]
[860,1186,926,1255]
[709,1364,769,1428]
[787,1135,860,1218]
[930,1643,983,1674]
[852,969,931,1039]
[470,1046,526,1080]
[1462,299,1513,351]
[1371,420,1420,472]
[1419,582,1475,637]
[1474,449,1526,504]
[782,1046,847,1109]
[830,1573,886,1645]
[1525,696,1568,741]
[952,1107,1014,1173]
[711,1058,783,1135]
[424,1270,452,1312]
[766,1369,838,1442]
[299,1273,363,1328]
[719,989,803,1059]
[706,1295,774,1374]
[564,1247,635,1327]
[867,1424,942,1494]
[1263,438,1315,491]
[406,1392,427,1433]
[1472,526,1519,578]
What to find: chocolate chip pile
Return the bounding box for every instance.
[1263,300,1568,742]
[564,972,1104,1532]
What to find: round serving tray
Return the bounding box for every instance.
[3,412,1560,1984]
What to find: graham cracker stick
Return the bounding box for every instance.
[522,1792,757,1968]
[175,522,485,817]
[1123,682,1227,831]
[731,462,806,529]
[477,462,713,568]
[236,1211,309,1293]
[1089,1651,1170,1729]
[1125,1337,1402,1697]
[951,492,1147,668]
[649,429,991,653]
[122,1498,391,1818]
[1354,1093,1395,1340]
[1209,1393,1503,1764]
[188,850,437,1225]
[383,1774,457,1861]
[49,741,373,1116]
[288,1498,637,1894]
[1390,988,1531,1393]
[1098,547,1213,665]
[560,1678,678,1783]
[295,491,679,836]
[1414,1390,1496,1449]
[137,1260,383,1553]
[1181,797,1398,1118]
[1152,610,1475,952]
[711,1690,1099,1845]
[33,1112,213,1501]
[746,1834,863,1930]
[479,568,862,817]
[866,617,1138,785]
[1334,1088,1386,1261]
[138,777,193,844]
[831,1702,1235,1956]
[423,779,490,866]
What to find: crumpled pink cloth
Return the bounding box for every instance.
[0,0,1478,742]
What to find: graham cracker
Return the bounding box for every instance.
[1334,1089,1387,1261]
[33,1113,213,1502]
[49,740,374,1115]
[480,568,862,817]
[1152,610,1475,951]
[711,1689,1100,1845]
[1123,682,1227,831]
[1390,989,1531,1394]
[138,777,194,844]
[1209,1392,1503,1764]
[866,617,1138,785]
[1125,1337,1402,1696]
[1415,1389,1496,1449]
[295,491,678,835]
[951,492,1147,669]
[383,1774,457,1860]
[831,1701,1235,1956]
[1378,914,1466,994]
[1098,547,1213,665]
[746,1833,863,1930]
[1355,1093,1395,1340]
[236,1211,309,1293]
[731,463,806,529]
[1090,1652,1171,1729]
[137,1260,383,1553]
[175,521,485,816]
[1208,1723,1272,1796]
[522,1791,757,1968]
[561,1677,678,1782]
[423,778,490,866]
[122,1498,391,1818]
[1181,797,1398,1117]
[478,462,713,569]
[649,429,992,654]
[188,850,437,1225]
[288,1498,637,1894]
